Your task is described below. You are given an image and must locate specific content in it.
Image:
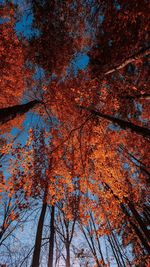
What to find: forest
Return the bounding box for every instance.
[0,0,150,266]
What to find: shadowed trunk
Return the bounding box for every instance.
[122,93,150,100]
[48,205,55,267]
[127,200,150,241]
[79,105,150,139]
[90,212,105,265]
[104,46,150,75]
[32,201,47,267]
[0,100,41,126]
[107,234,122,267]
[120,202,150,254]
[80,224,102,267]
[119,145,150,184]
[65,242,70,267]
[103,182,150,253]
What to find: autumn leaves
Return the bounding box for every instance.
[0,0,150,266]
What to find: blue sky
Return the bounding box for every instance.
[67,53,89,76]
[15,12,40,38]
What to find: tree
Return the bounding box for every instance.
[55,202,77,267]
[31,199,47,267]
[0,100,41,126]
[0,0,149,266]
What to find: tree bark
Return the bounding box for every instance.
[32,201,47,267]
[90,213,105,265]
[79,105,150,139]
[121,93,150,100]
[127,200,150,242]
[0,100,41,126]
[107,234,122,267]
[48,205,55,267]
[103,182,150,253]
[120,202,150,254]
[107,220,126,267]
[119,145,150,183]
[66,242,70,267]
[104,46,150,75]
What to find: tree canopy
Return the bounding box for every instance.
[0,0,149,266]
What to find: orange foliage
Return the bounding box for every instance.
[0,1,149,265]
[0,4,26,108]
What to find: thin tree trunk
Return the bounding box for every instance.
[119,145,150,182]
[121,93,150,100]
[107,234,122,267]
[90,213,105,265]
[120,203,150,254]
[66,242,70,267]
[32,201,47,267]
[107,220,126,267]
[143,204,150,225]
[79,105,150,139]
[111,231,126,267]
[104,46,150,75]
[80,224,102,267]
[127,200,150,241]
[0,100,41,126]
[48,205,55,267]
[103,182,150,253]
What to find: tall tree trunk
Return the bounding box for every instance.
[112,231,131,267]
[104,46,150,75]
[32,201,47,267]
[121,93,150,100]
[80,224,102,267]
[48,205,55,267]
[143,204,150,225]
[120,203,150,254]
[107,234,122,267]
[65,242,70,267]
[90,213,105,265]
[94,256,101,267]
[79,105,150,139]
[103,182,150,253]
[119,145,150,183]
[107,220,126,267]
[127,200,150,241]
[0,100,41,126]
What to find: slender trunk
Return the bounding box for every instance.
[119,145,150,183]
[143,211,150,225]
[122,93,150,100]
[90,213,105,265]
[66,242,70,267]
[96,238,105,266]
[111,231,126,267]
[80,225,98,262]
[0,200,11,243]
[48,205,55,267]
[107,220,126,267]
[32,201,47,267]
[103,183,150,253]
[107,234,122,267]
[120,203,150,254]
[104,236,109,265]
[105,46,150,75]
[143,204,150,224]
[80,224,102,267]
[0,100,41,126]
[95,257,101,267]
[127,200,150,241]
[79,105,150,139]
